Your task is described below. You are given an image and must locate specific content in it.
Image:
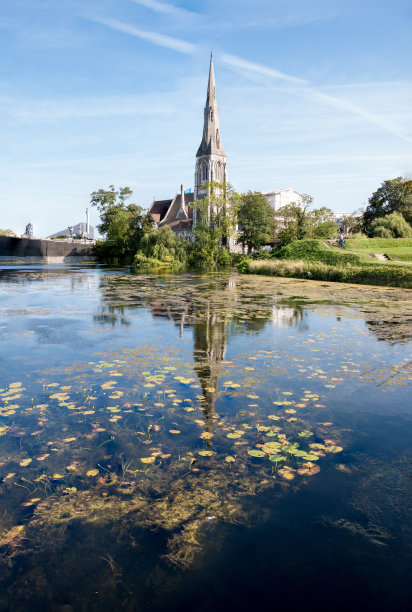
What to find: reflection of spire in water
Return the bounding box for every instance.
[193,301,228,434]
[272,305,303,328]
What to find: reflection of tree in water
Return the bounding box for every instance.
[93,305,131,327]
[95,274,306,430]
[364,316,412,344]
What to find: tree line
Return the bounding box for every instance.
[90,176,412,266]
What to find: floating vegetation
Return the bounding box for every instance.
[0,265,411,608]
[0,343,350,569]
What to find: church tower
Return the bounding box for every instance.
[194,54,227,222]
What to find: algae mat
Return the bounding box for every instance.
[0,266,411,611]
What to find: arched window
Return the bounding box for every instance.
[210,110,214,122]
[216,161,222,181]
[202,163,208,181]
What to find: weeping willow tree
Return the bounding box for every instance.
[135,226,189,268]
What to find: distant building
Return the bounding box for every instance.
[48,222,94,240]
[262,188,305,212]
[332,212,359,223]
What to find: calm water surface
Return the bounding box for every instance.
[0,265,411,611]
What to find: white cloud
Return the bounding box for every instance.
[91,16,197,54]
[220,53,412,144]
[221,53,308,85]
[1,94,175,123]
[294,86,412,144]
[129,0,197,18]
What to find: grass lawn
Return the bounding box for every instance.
[344,238,412,262]
[240,239,412,287]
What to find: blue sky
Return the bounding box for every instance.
[1,0,411,236]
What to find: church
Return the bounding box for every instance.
[149,53,227,243]
[149,54,303,243]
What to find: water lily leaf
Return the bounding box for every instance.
[198,450,214,456]
[248,449,266,458]
[227,432,242,439]
[326,445,343,454]
[268,415,281,421]
[200,432,213,440]
[169,430,181,434]
[269,454,286,462]
[301,453,320,461]
[86,469,99,477]
[19,458,32,466]
[298,430,313,438]
[278,469,295,480]
[140,456,156,464]
[225,456,235,463]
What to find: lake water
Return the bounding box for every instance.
[0,265,411,611]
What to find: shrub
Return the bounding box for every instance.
[136,227,189,268]
[272,239,362,266]
[369,212,412,238]
[246,259,412,288]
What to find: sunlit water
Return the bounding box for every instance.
[0,265,411,611]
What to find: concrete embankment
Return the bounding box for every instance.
[0,236,97,263]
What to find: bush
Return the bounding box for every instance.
[216,247,232,266]
[136,227,189,268]
[246,259,412,288]
[272,239,362,266]
[236,257,250,274]
[369,212,412,238]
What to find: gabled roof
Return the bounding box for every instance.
[150,193,194,230]
[149,199,173,223]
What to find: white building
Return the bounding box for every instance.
[262,188,305,212]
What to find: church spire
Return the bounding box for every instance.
[196,53,226,157]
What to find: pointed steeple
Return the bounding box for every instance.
[196,53,226,158]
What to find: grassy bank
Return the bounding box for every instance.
[244,259,412,288]
[240,239,412,288]
[345,237,412,262]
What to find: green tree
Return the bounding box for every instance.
[276,196,312,246]
[363,177,412,233]
[0,229,16,236]
[369,211,412,238]
[91,185,153,262]
[136,226,189,267]
[310,206,338,239]
[276,198,337,246]
[338,209,364,234]
[237,191,275,253]
[191,181,240,266]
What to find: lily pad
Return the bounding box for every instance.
[269,454,286,463]
[248,449,266,458]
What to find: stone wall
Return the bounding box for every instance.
[0,236,96,263]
